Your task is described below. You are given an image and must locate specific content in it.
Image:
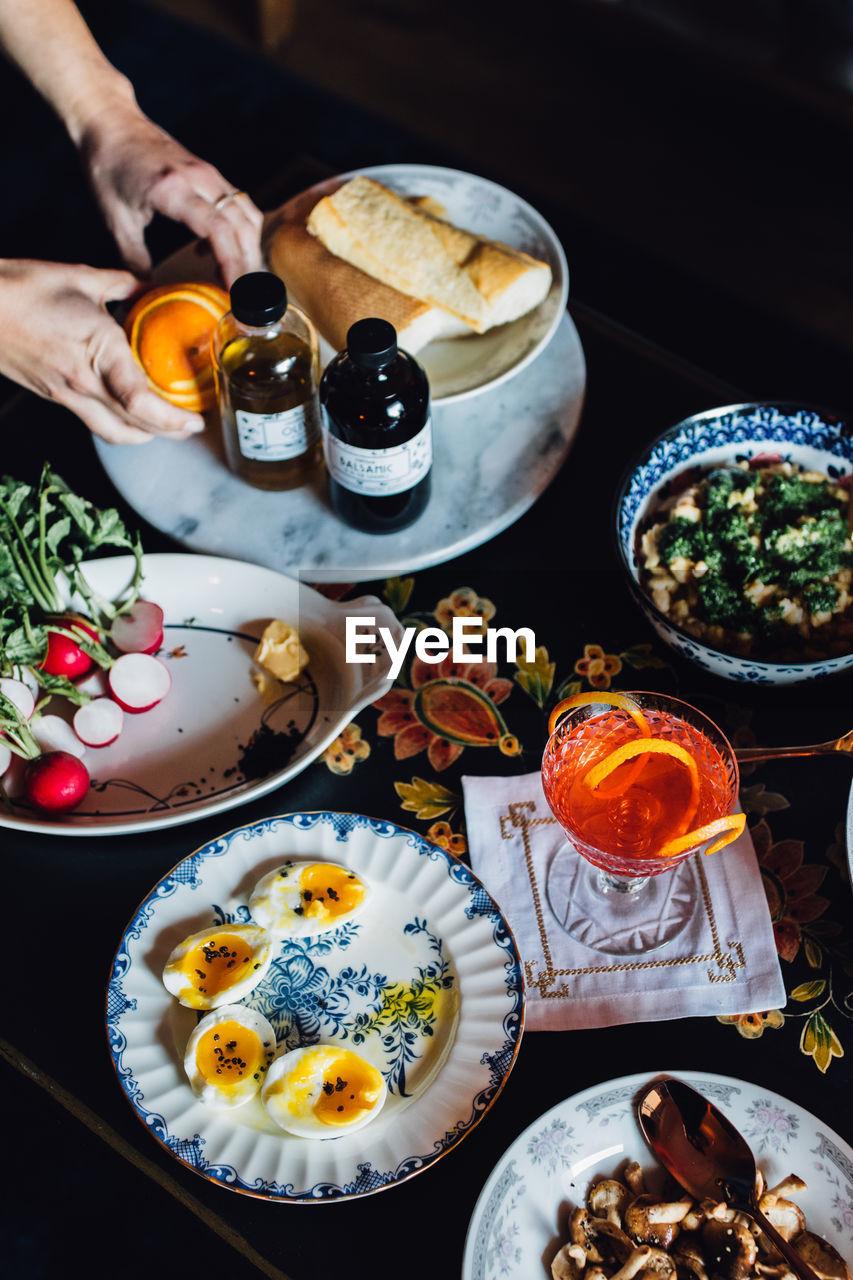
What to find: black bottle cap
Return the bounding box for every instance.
[230,272,287,326]
[347,317,398,369]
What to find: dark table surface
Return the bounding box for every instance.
[2,5,853,1279]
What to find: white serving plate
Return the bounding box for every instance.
[0,554,399,836]
[107,811,525,1201]
[463,1069,853,1279]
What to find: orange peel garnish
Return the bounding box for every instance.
[656,812,746,860]
[548,691,652,796]
[547,691,650,739]
[582,737,701,832]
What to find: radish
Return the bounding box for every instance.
[108,652,171,713]
[31,713,88,760]
[0,677,35,721]
[23,751,90,814]
[110,600,165,654]
[0,741,11,777]
[73,697,124,747]
[41,615,101,680]
[1,753,26,798]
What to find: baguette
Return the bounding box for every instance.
[307,176,492,331]
[306,175,553,334]
[264,197,468,354]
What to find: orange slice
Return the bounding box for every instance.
[582,737,701,833]
[547,691,650,739]
[548,691,652,796]
[656,812,746,860]
[124,282,230,412]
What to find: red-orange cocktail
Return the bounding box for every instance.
[541,693,743,953]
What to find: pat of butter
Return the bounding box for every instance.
[253,620,309,683]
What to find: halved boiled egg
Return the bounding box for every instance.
[162,923,273,1010]
[249,860,368,937]
[184,1004,277,1109]
[261,1044,387,1138]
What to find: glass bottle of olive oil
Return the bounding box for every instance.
[212,271,323,490]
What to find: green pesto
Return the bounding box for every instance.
[657,467,852,636]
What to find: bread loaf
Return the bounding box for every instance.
[264,187,469,354]
[263,174,553,353]
[306,176,553,335]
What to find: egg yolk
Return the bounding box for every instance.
[269,1049,384,1128]
[298,864,366,923]
[314,1051,384,1127]
[180,933,256,1007]
[195,1019,269,1091]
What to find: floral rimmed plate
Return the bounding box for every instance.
[107,811,525,1201]
[462,1069,853,1279]
[0,554,399,837]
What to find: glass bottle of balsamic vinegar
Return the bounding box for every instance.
[212,271,323,490]
[319,317,431,533]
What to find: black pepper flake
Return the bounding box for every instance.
[327,888,340,901]
[334,1076,347,1093]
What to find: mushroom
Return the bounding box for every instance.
[586,1218,637,1269]
[701,1218,759,1280]
[624,1194,691,1251]
[624,1162,646,1196]
[755,1197,806,1246]
[766,1175,808,1201]
[552,1243,587,1280]
[589,1179,631,1226]
[672,1233,711,1280]
[570,1207,608,1265]
[793,1232,853,1280]
[608,1245,676,1280]
[609,1246,654,1280]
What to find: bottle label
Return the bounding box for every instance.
[235,399,320,462]
[322,418,432,497]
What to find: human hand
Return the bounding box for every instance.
[0,259,206,444]
[78,95,263,287]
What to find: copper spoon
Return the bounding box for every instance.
[736,728,853,763]
[636,1076,834,1280]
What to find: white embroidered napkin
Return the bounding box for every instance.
[462,770,785,1032]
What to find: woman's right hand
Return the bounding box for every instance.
[0,258,205,444]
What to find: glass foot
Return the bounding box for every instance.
[545,843,697,956]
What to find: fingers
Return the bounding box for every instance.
[106,204,153,279]
[152,169,263,286]
[62,391,157,446]
[82,312,206,442]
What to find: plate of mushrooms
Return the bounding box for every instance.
[462,1070,853,1280]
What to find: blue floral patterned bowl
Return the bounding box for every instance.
[615,402,853,684]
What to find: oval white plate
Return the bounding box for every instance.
[107,811,525,1201]
[463,1069,853,1279]
[264,163,569,405]
[0,554,399,836]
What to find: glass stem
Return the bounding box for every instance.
[597,869,649,895]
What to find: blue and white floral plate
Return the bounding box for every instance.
[462,1069,853,1279]
[107,811,525,1202]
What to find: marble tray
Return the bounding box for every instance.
[93,312,585,581]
